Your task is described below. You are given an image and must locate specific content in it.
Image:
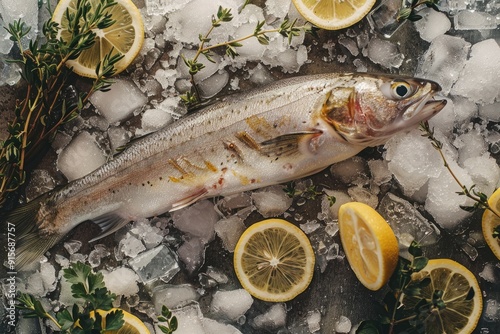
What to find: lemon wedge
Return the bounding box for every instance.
[291,0,376,30]
[233,218,315,302]
[52,0,144,78]
[338,202,399,290]
[403,259,483,334]
[482,187,500,260]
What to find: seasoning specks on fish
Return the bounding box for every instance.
[3,73,446,269]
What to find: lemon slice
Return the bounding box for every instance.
[403,259,483,334]
[482,188,500,260]
[291,0,376,30]
[52,0,144,78]
[233,218,315,302]
[338,202,399,290]
[90,308,150,334]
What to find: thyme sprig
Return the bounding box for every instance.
[419,121,500,219]
[357,242,431,334]
[180,6,317,105]
[0,0,123,210]
[397,0,440,22]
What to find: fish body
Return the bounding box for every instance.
[6,73,446,268]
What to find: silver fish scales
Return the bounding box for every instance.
[4,72,446,269]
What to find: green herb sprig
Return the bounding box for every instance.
[17,262,124,333]
[0,0,123,210]
[419,121,500,219]
[397,0,440,22]
[357,242,430,334]
[180,6,317,105]
[157,305,178,334]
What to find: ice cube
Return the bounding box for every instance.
[366,37,404,69]
[368,159,392,186]
[335,315,352,333]
[330,156,369,186]
[454,130,487,165]
[119,232,146,258]
[252,303,287,330]
[128,244,180,284]
[177,237,206,274]
[379,193,441,247]
[414,8,451,42]
[172,200,218,242]
[215,216,246,252]
[152,284,200,311]
[452,39,500,104]
[306,310,321,333]
[251,185,293,217]
[197,70,230,99]
[416,35,471,95]
[139,107,173,135]
[463,155,500,202]
[324,189,351,220]
[165,302,206,334]
[248,63,275,85]
[102,267,140,297]
[210,289,254,321]
[0,58,21,86]
[480,102,500,122]
[202,318,243,334]
[385,130,443,198]
[425,159,475,229]
[90,79,147,124]
[366,0,407,38]
[64,240,83,255]
[479,262,499,283]
[484,299,500,321]
[338,36,359,56]
[347,186,378,208]
[57,131,107,181]
[454,10,498,30]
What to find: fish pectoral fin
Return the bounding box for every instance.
[259,130,322,157]
[170,187,209,212]
[90,213,130,242]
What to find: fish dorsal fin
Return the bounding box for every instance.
[259,130,322,157]
[90,213,130,242]
[170,187,208,212]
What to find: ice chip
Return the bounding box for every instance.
[64,240,82,255]
[347,186,378,208]
[102,267,139,297]
[119,233,146,258]
[330,156,369,186]
[335,315,352,333]
[152,284,199,311]
[90,79,147,124]
[139,107,174,135]
[251,185,293,217]
[414,8,451,42]
[479,262,499,283]
[215,216,246,252]
[57,131,107,181]
[172,200,219,242]
[167,302,206,334]
[306,310,321,333]
[379,193,441,247]
[416,35,471,95]
[177,237,206,274]
[452,39,500,104]
[366,37,404,69]
[252,303,287,330]
[202,318,243,334]
[210,289,254,321]
[128,244,180,284]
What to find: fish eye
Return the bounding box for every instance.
[381,80,415,100]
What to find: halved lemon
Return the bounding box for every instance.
[233,218,315,302]
[90,308,150,334]
[338,202,399,290]
[403,259,483,334]
[291,0,377,30]
[52,0,144,78]
[482,188,500,260]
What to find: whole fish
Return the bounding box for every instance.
[5,73,446,269]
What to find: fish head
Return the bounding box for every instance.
[321,74,447,146]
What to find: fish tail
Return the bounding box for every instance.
[2,194,60,270]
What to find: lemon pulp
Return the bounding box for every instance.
[233,218,315,302]
[52,0,144,78]
[338,202,399,290]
